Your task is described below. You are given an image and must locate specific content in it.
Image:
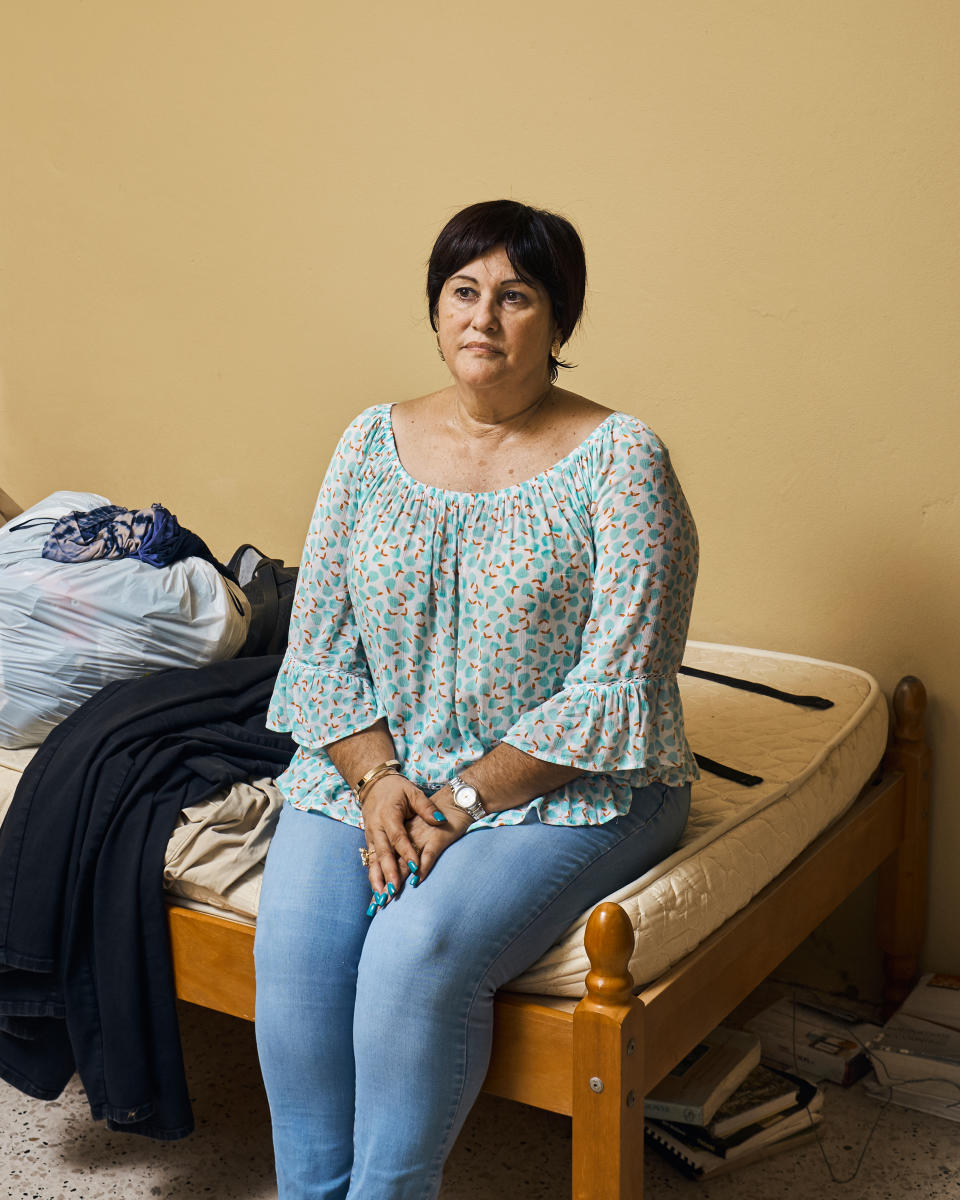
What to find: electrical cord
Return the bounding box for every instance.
[785,991,960,1184]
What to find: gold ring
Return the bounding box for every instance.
[359,847,373,868]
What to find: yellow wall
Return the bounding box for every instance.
[2,3,958,981]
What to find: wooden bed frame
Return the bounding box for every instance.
[166,677,929,1200]
[0,495,930,1198]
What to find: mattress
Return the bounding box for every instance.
[0,642,888,996]
[512,642,887,994]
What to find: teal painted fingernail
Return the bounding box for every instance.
[386,882,396,896]
[366,900,377,917]
[410,873,420,888]
[433,810,446,822]
[408,860,418,872]
[375,892,388,907]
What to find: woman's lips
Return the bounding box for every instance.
[463,342,502,354]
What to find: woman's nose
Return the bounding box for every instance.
[471,295,498,331]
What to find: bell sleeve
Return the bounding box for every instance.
[502,424,699,776]
[267,418,385,749]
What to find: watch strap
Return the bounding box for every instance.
[450,774,486,821]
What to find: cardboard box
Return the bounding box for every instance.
[744,996,880,1085]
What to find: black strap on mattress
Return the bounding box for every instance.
[693,753,763,787]
[682,662,834,787]
[679,665,834,710]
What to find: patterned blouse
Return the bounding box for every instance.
[267,404,699,827]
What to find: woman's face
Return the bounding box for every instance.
[435,245,557,393]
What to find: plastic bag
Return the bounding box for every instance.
[0,491,250,748]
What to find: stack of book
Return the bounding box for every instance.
[866,973,960,1121]
[644,1027,823,1179]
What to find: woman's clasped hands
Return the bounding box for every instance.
[359,773,469,916]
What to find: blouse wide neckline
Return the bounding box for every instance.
[385,403,617,499]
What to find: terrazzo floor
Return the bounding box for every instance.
[2,1001,958,1200]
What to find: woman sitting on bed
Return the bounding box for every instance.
[255,199,699,1199]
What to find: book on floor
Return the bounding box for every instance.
[644,1026,762,1125]
[707,1063,806,1137]
[651,1069,819,1156]
[645,1117,821,1180]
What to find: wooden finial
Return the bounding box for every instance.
[893,675,927,744]
[583,902,635,1008]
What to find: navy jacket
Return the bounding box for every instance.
[0,655,293,1138]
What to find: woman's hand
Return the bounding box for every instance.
[361,774,447,905]
[404,783,473,882]
[403,805,472,884]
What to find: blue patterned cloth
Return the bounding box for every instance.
[268,405,699,828]
[41,504,233,580]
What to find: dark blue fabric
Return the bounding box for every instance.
[41,503,236,582]
[0,656,294,1138]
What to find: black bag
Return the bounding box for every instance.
[226,545,299,657]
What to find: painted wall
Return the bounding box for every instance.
[1,3,957,984]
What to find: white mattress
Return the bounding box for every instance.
[510,641,887,994]
[0,642,888,996]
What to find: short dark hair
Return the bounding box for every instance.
[427,200,586,382]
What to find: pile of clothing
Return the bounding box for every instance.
[0,654,294,1138]
[0,489,300,1137]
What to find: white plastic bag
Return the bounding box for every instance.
[0,491,250,748]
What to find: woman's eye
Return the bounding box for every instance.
[502,290,526,304]
[453,286,475,300]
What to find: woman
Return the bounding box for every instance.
[255,199,699,1199]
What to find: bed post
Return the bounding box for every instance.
[878,675,930,1016]
[571,902,645,1200]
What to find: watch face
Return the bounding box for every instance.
[454,784,478,809]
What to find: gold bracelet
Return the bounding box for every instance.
[353,759,401,806]
[356,766,401,807]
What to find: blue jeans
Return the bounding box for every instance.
[254,782,690,1200]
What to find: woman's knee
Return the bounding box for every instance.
[354,897,470,1018]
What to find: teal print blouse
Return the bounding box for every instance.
[268,404,699,827]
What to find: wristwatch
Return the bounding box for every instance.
[450,774,486,822]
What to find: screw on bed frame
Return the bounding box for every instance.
[589,1077,604,1093]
